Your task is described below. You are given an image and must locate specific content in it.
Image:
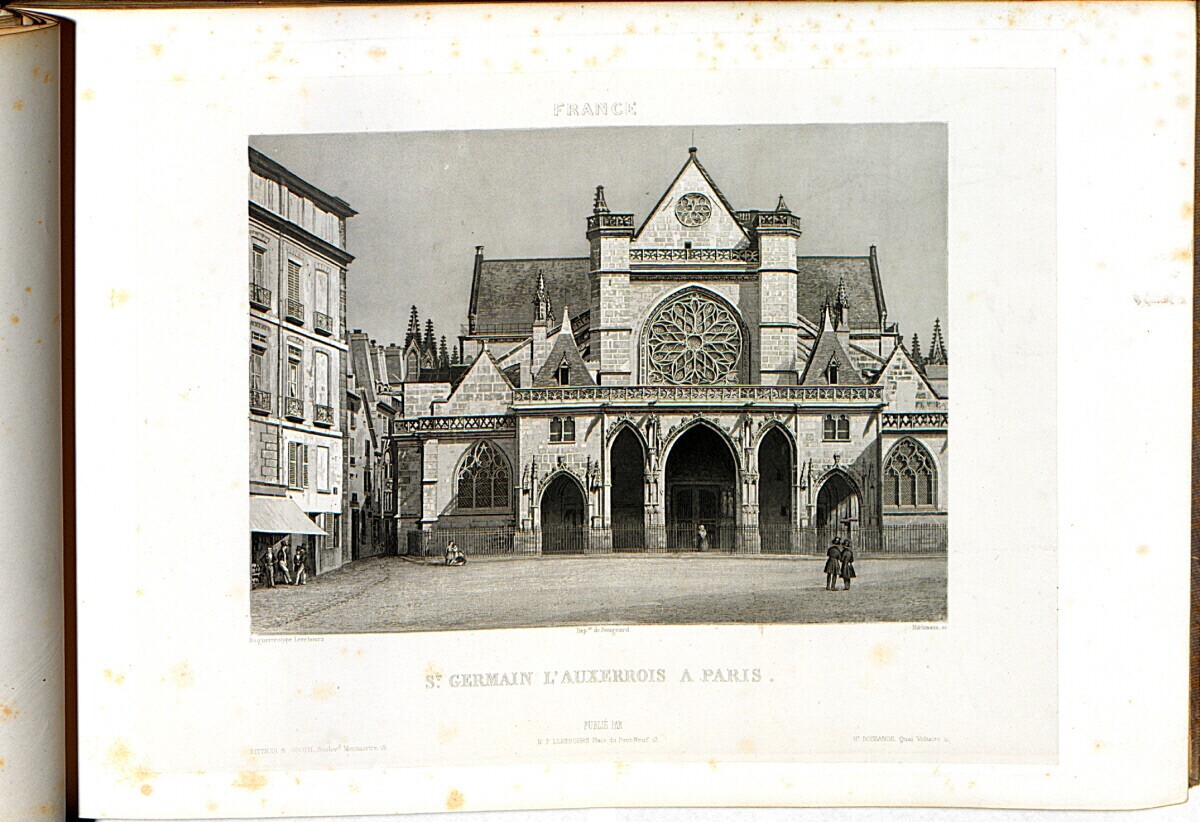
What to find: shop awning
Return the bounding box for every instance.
[249,496,328,536]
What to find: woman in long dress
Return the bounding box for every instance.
[840,540,856,590]
[696,524,710,552]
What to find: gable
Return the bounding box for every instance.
[877,346,945,409]
[533,326,596,387]
[435,350,513,416]
[800,327,865,386]
[633,153,749,250]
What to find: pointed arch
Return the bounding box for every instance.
[540,471,588,555]
[883,437,938,507]
[455,440,512,511]
[662,417,741,473]
[753,418,797,452]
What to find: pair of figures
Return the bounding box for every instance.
[260,543,307,587]
[444,540,466,566]
[824,537,856,591]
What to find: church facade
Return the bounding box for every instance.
[382,148,948,555]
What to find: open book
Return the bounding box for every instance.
[0,2,1195,819]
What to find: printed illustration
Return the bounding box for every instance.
[246,125,949,632]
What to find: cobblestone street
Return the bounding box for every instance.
[251,554,947,633]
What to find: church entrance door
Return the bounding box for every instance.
[664,423,736,551]
[816,471,860,547]
[541,474,587,555]
[610,427,646,552]
[757,427,794,552]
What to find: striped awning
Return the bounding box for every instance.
[249,496,328,536]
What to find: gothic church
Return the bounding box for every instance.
[379,147,948,554]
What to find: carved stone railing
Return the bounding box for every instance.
[882,412,948,430]
[629,248,759,264]
[249,388,271,414]
[313,311,332,336]
[393,414,517,436]
[249,283,271,311]
[284,396,305,421]
[314,403,334,427]
[285,299,305,325]
[586,213,635,233]
[513,385,884,406]
[754,212,803,231]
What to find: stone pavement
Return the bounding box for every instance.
[251,554,947,634]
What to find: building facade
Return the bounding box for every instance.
[389,148,948,554]
[248,148,356,576]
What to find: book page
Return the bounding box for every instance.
[57,2,1191,817]
[0,11,65,821]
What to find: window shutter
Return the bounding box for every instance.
[302,445,310,488]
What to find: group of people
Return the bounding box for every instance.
[823,537,856,591]
[258,542,308,588]
[443,540,466,566]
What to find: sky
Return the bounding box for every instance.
[251,123,948,355]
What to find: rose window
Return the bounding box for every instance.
[674,192,712,227]
[645,290,743,385]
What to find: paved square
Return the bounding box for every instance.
[251,554,947,633]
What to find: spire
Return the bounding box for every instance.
[927,319,948,365]
[910,332,925,366]
[833,278,851,330]
[559,305,573,337]
[775,194,790,213]
[820,302,834,332]
[405,305,421,345]
[533,270,551,324]
[593,185,609,214]
[423,318,436,350]
[438,335,450,369]
[451,344,461,366]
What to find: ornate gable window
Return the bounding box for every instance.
[645,289,744,385]
[883,438,938,507]
[456,440,511,510]
[825,359,839,385]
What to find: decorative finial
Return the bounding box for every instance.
[533,270,551,323]
[688,146,698,155]
[835,277,850,307]
[927,318,948,365]
[776,194,790,213]
[593,185,610,215]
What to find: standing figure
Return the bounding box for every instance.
[444,540,466,566]
[293,543,308,586]
[262,543,276,588]
[276,545,293,586]
[840,541,856,590]
[824,538,843,591]
[696,524,710,552]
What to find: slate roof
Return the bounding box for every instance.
[795,256,884,330]
[471,258,591,333]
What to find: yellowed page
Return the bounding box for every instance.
[50,1,1193,817]
[0,10,65,820]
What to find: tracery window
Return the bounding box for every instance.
[883,438,938,507]
[456,440,511,510]
[645,289,743,385]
